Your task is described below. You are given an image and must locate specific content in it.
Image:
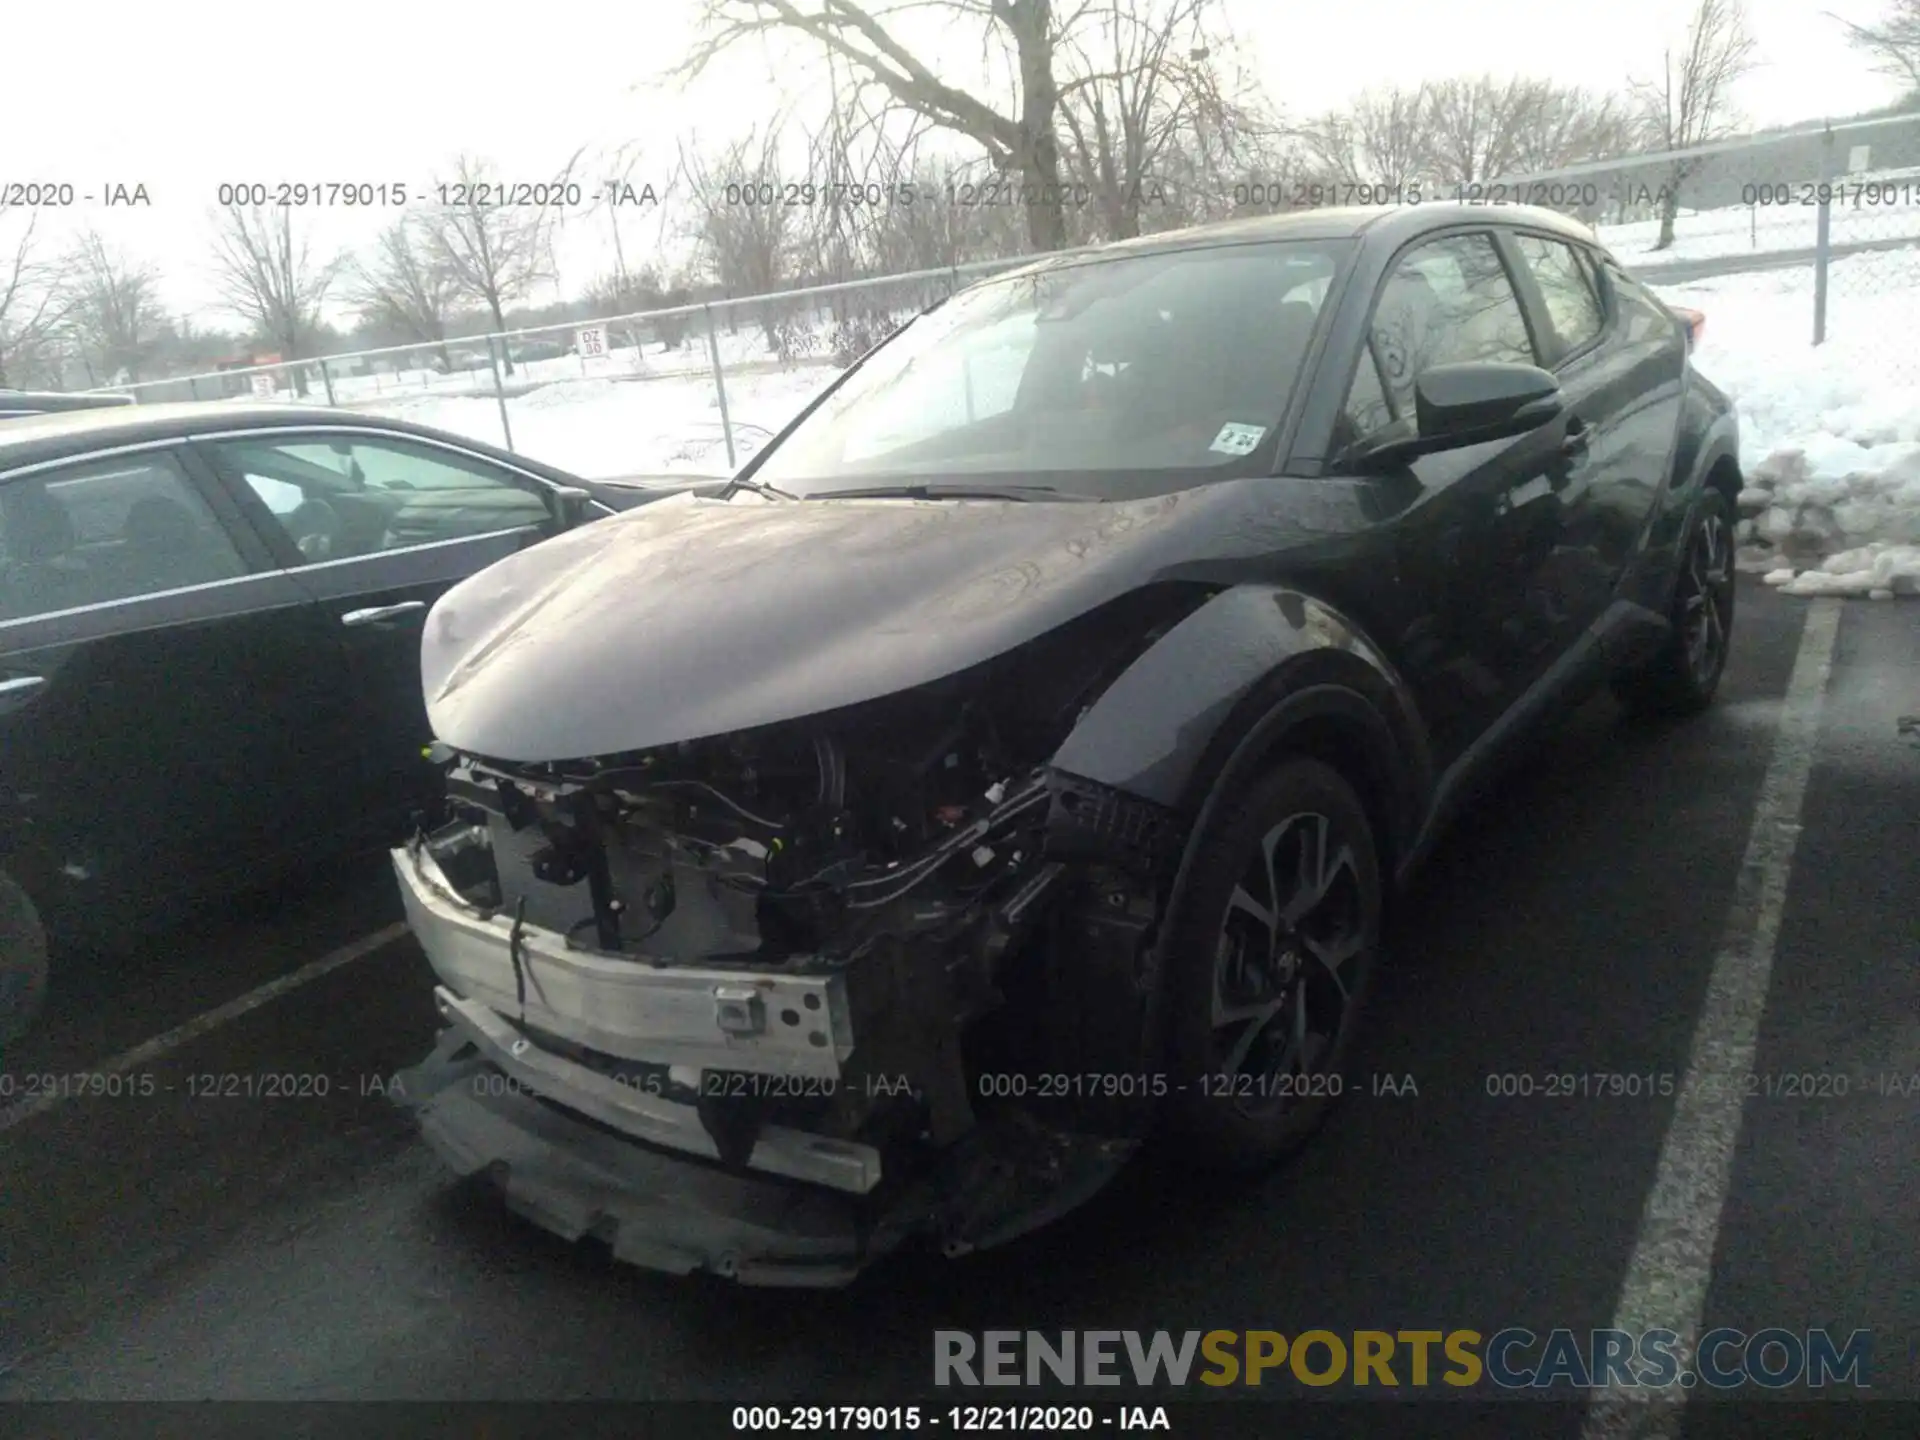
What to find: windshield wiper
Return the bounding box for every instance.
[821,483,1096,502]
[720,474,798,501]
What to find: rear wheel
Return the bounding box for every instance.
[1613,491,1736,717]
[0,869,49,1049]
[1158,758,1383,1172]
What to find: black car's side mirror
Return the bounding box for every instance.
[1354,361,1562,471]
[549,485,595,529]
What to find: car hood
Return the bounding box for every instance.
[420,482,1357,762]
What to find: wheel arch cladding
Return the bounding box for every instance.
[1677,401,1741,505]
[1703,451,1741,509]
[1046,585,1430,878]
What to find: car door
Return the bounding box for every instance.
[194,428,565,818]
[1322,229,1589,767]
[0,444,352,935]
[1498,229,1675,652]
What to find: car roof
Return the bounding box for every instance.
[0,400,577,481]
[991,202,1602,279]
[0,389,136,414]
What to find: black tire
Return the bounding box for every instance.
[0,869,49,1049]
[1157,758,1383,1172]
[1613,490,1737,718]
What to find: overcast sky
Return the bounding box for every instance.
[2,0,1905,328]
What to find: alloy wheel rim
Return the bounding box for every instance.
[1681,510,1734,686]
[1210,810,1368,1118]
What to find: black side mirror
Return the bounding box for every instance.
[1356,361,1562,470]
[549,484,595,529]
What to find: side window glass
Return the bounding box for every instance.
[1368,233,1535,422]
[207,435,552,562]
[1336,344,1396,452]
[1515,235,1604,360]
[0,453,247,622]
[1602,259,1678,344]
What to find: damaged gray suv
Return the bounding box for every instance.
[391,203,1741,1284]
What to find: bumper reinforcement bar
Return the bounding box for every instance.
[433,985,883,1194]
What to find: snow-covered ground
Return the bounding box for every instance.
[1654,249,1920,597]
[1603,170,1920,267]
[315,325,786,406]
[360,364,841,477]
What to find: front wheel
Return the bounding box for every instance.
[0,869,49,1049]
[1157,758,1383,1172]
[1613,491,1737,717]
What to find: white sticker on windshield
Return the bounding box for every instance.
[1210,422,1266,456]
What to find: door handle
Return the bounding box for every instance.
[341,601,427,628]
[0,674,46,698]
[1559,419,1591,456]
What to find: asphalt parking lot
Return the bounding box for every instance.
[0,578,1914,1434]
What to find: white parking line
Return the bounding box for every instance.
[1581,597,1843,1437]
[0,920,409,1137]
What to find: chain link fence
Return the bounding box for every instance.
[80,251,1095,480]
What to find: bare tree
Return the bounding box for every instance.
[1634,0,1758,249]
[64,231,165,384]
[1052,0,1213,240]
[422,154,574,373]
[1502,86,1645,179]
[1831,0,1920,97]
[592,141,670,292]
[680,0,1073,251]
[1421,76,1578,188]
[207,205,341,393]
[1141,49,1290,230]
[679,129,805,355]
[345,217,459,368]
[1301,85,1431,192]
[0,207,75,388]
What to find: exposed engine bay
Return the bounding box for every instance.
[394,593,1203,1284]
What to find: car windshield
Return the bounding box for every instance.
[751,238,1351,501]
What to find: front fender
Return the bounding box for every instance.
[1046,584,1431,856]
[1625,378,1740,614]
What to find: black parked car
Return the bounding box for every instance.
[0,403,686,1043]
[0,390,136,419]
[392,203,1740,1284]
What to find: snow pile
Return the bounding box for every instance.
[1736,440,1920,595]
[1654,252,1920,598]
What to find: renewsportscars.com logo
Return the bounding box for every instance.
[933,1328,1872,1391]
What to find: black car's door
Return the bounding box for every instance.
[194,428,566,815]
[0,443,354,933]
[1497,230,1679,651]
[1323,229,1590,768]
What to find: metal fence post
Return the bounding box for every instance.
[1813,128,1835,346]
[704,303,737,470]
[484,335,516,451]
[188,376,201,401]
[320,358,337,407]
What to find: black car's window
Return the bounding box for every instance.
[1600,257,1679,344]
[1335,343,1397,452]
[206,434,551,562]
[1364,233,1535,432]
[0,452,246,623]
[748,238,1352,499]
[1514,234,1604,361]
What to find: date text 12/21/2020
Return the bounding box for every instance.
[729,1405,1172,1432]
